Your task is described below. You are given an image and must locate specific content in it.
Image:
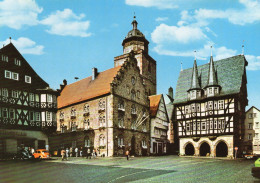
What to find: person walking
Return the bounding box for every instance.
[87,148,91,159]
[61,149,65,161]
[126,150,129,160]
[65,148,69,160]
[80,147,83,157]
[92,149,96,159]
[75,147,78,157]
[70,147,73,157]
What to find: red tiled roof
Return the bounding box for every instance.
[58,66,121,109]
[149,94,162,117]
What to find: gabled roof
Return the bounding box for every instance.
[149,94,162,117]
[246,106,260,113]
[58,66,121,109]
[174,55,247,104]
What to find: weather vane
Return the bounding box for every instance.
[9,37,11,43]
[194,50,197,60]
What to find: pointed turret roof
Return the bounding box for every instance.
[189,59,200,90]
[206,55,218,87]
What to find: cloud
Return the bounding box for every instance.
[155,17,168,22]
[245,55,260,71]
[181,0,260,26]
[153,43,237,61]
[151,24,207,45]
[125,0,178,9]
[40,9,91,37]
[0,0,42,29]
[0,37,44,55]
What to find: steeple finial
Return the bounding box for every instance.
[210,45,213,57]
[194,50,197,60]
[132,14,138,30]
[181,62,183,71]
[9,37,12,43]
[242,40,245,55]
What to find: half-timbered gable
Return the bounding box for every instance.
[174,55,248,158]
[0,43,58,156]
[149,94,169,155]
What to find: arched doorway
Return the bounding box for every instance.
[200,142,210,156]
[185,143,195,155]
[216,141,228,157]
[131,136,135,155]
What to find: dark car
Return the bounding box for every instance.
[252,158,260,178]
[13,149,34,160]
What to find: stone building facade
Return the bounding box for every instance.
[0,43,57,157]
[243,106,260,155]
[50,18,155,157]
[173,54,248,158]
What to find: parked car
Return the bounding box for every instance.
[13,149,34,160]
[33,149,50,159]
[252,158,260,178]
[245,154,255,160]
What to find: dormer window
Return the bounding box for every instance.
[2,55,8,62]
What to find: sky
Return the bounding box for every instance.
[0,0,260,110]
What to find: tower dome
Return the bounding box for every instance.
[122,16,149,54]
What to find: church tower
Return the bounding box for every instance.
[114,16,157,95]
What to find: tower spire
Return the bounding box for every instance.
[207,49,218,86]
[132,14,138,30]
[190,59,200,90]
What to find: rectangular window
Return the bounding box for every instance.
[46,112,51,121]
[248,133,252,140]
[12,90,19,98]
[201,122,206,130]
[256,122,259,128]
[186,123,190,131]
[9,109,15,119]
[30,111,34,121]
[35,112,40,121]
[25,76,31,84]
[248,123,253,129]
[210,121,213,129]
[218,100,224,109]
[256,133,259,139]
[29,93,34,101]
[12,72,19,80]
[214,120,217,129]
[5,70,11,79]
[3,108,8,118]
[14,59,21,66]
[208,101,213,110]
[249,113,253,119]
[2,88,8,97]
[2,55,8,62]
[47,94,52,102]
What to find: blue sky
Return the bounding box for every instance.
[0,0,260,110]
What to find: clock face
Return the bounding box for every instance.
[131,76,135,85]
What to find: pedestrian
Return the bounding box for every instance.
[31,147,35,155]
[70,147,73,157]
[75,147,78,157]
[87,148,91,159]
[66,148,69,160]
[61,149,65,161]
[80,147,83,157]
[126,150,129,160]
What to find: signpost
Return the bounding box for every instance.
[234,147,238,159]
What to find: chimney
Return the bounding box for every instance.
[92,67,98,80]
[63,79,67,85]
[168,87,173,99]
[59,79,67,91]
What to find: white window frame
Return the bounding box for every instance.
[2,88,8,97]
[12,72,19,80]
[25,75,31,84]
[14,58,21,66]
[5,70,11,79]
[12,90,19,98]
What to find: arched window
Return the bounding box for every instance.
[99,134,105,147]
[84,119,90,130]
[118,135,124,146]
[84,104,90,114]
[131,104,136,114]
[131,89,136,100]
[85,136,90,147]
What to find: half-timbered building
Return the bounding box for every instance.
[173,54,248,157]
[0,43,58,158]
[149,94,169,155]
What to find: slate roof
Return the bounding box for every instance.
[174,55,247,104]
[58,66,121,109]
[166,103,174,120]
[149,94,162,117]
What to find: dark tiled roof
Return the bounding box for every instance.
[166,103,174,120]
[174,55,246,104]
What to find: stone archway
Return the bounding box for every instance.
[216,141,228,157]
[200,142,210,156]
[185,143,195,155]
